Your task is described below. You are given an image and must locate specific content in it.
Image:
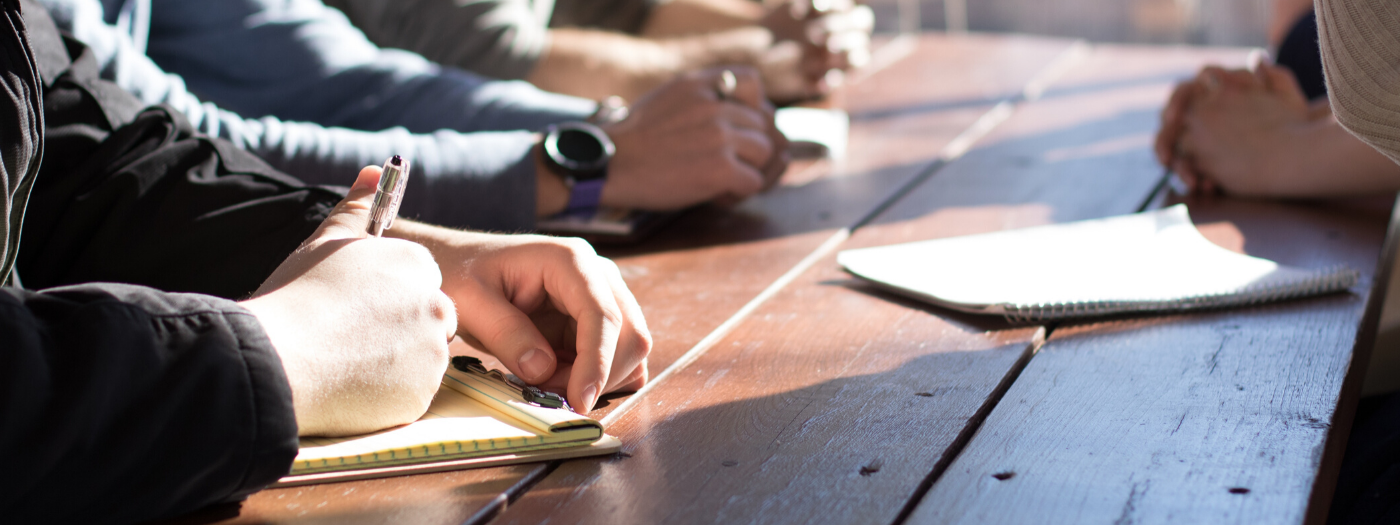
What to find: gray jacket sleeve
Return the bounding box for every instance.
[324,0,552,81]
[322,0,666,82]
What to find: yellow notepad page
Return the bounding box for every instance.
[291,367,604,475]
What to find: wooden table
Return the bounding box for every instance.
[196,33,1395,525]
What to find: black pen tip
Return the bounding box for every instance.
[390,154,402,165]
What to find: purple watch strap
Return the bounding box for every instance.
[565,178,606,214]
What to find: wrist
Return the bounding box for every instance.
[538,122,615,215]
[535,141,571,217]
[240,295,320,435]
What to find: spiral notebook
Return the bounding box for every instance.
[837,205,1359,322]
[275,359,620,487]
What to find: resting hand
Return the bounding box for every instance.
[601,67,789,211]
[1170,64,1314,195]
[240,167,457,437]
[390,226,652,414]
[760,0,874,101]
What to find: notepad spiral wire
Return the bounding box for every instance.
[999,265,1361,323]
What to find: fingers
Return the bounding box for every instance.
[1156,81,1196,166]
[454,279,561,385]
[724,115,776,170]
[1173,157,1199,194]
[711,67,768,112]
[761,124,792,190]
[720,101,770,133]
[313,166,382,242]
[553,252,626,414]
[713,76,782,195]
[596,258,651,395]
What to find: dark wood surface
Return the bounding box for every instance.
[199,36,1391,525]
[491,42,1270,525]
[211,33,1077,525]
[597,32,1076,389]
[909,197,1394,525]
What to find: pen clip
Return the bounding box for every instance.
[368,155,410,236]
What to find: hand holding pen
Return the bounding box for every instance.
[241,161,456,436]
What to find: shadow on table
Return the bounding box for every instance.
[604,105,1167,259]
[850,71,1183,123]
[501,344,1035,524]
[598,158,937,258]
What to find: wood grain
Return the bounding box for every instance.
[596,33,1079,401]
[906,197,1393,524]
[492,42,1253,525]
[193,34,1074,525]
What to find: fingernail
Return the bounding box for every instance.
[518,348,549,381]
[581,384,599,413]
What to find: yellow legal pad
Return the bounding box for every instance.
[276,365,619,487]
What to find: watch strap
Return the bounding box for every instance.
[564,177,606,214]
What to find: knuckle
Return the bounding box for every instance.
[631,328,654,360]
[398,241,439,268]
[558,236,598,257]
[428,292,457,323]
[595,256,622,276]
[599,306,625,330]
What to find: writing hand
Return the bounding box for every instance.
[240,166,457,436]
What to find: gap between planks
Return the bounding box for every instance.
[891,327,1049,525]
[471,36,1096,525]
[601,39,1093,428]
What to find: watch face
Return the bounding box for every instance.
[546,122,615,180]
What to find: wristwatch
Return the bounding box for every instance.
[543,121,615,213]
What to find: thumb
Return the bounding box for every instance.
[313,166,383,242]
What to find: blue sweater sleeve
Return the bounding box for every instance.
[40,0,587,230]
[142,0,594,134]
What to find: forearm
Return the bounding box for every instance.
[640,0,765,37]
[528,27,769,100]
[323,0,550,81]
[1275,116,1400,196]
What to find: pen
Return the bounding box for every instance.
[367,155,410,237]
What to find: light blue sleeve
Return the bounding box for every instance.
[37,0,586,231]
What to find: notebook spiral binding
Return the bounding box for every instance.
[1000,265,1361,323]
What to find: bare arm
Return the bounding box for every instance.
[526,27,770,101]
[639,0,766,37]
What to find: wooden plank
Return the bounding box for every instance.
[596,33,1079,405]
[200,33,1073,525]
[904,201,1394,521]
[493,43,1251,525]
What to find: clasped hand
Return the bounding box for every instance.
[1154,63,1318,196]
